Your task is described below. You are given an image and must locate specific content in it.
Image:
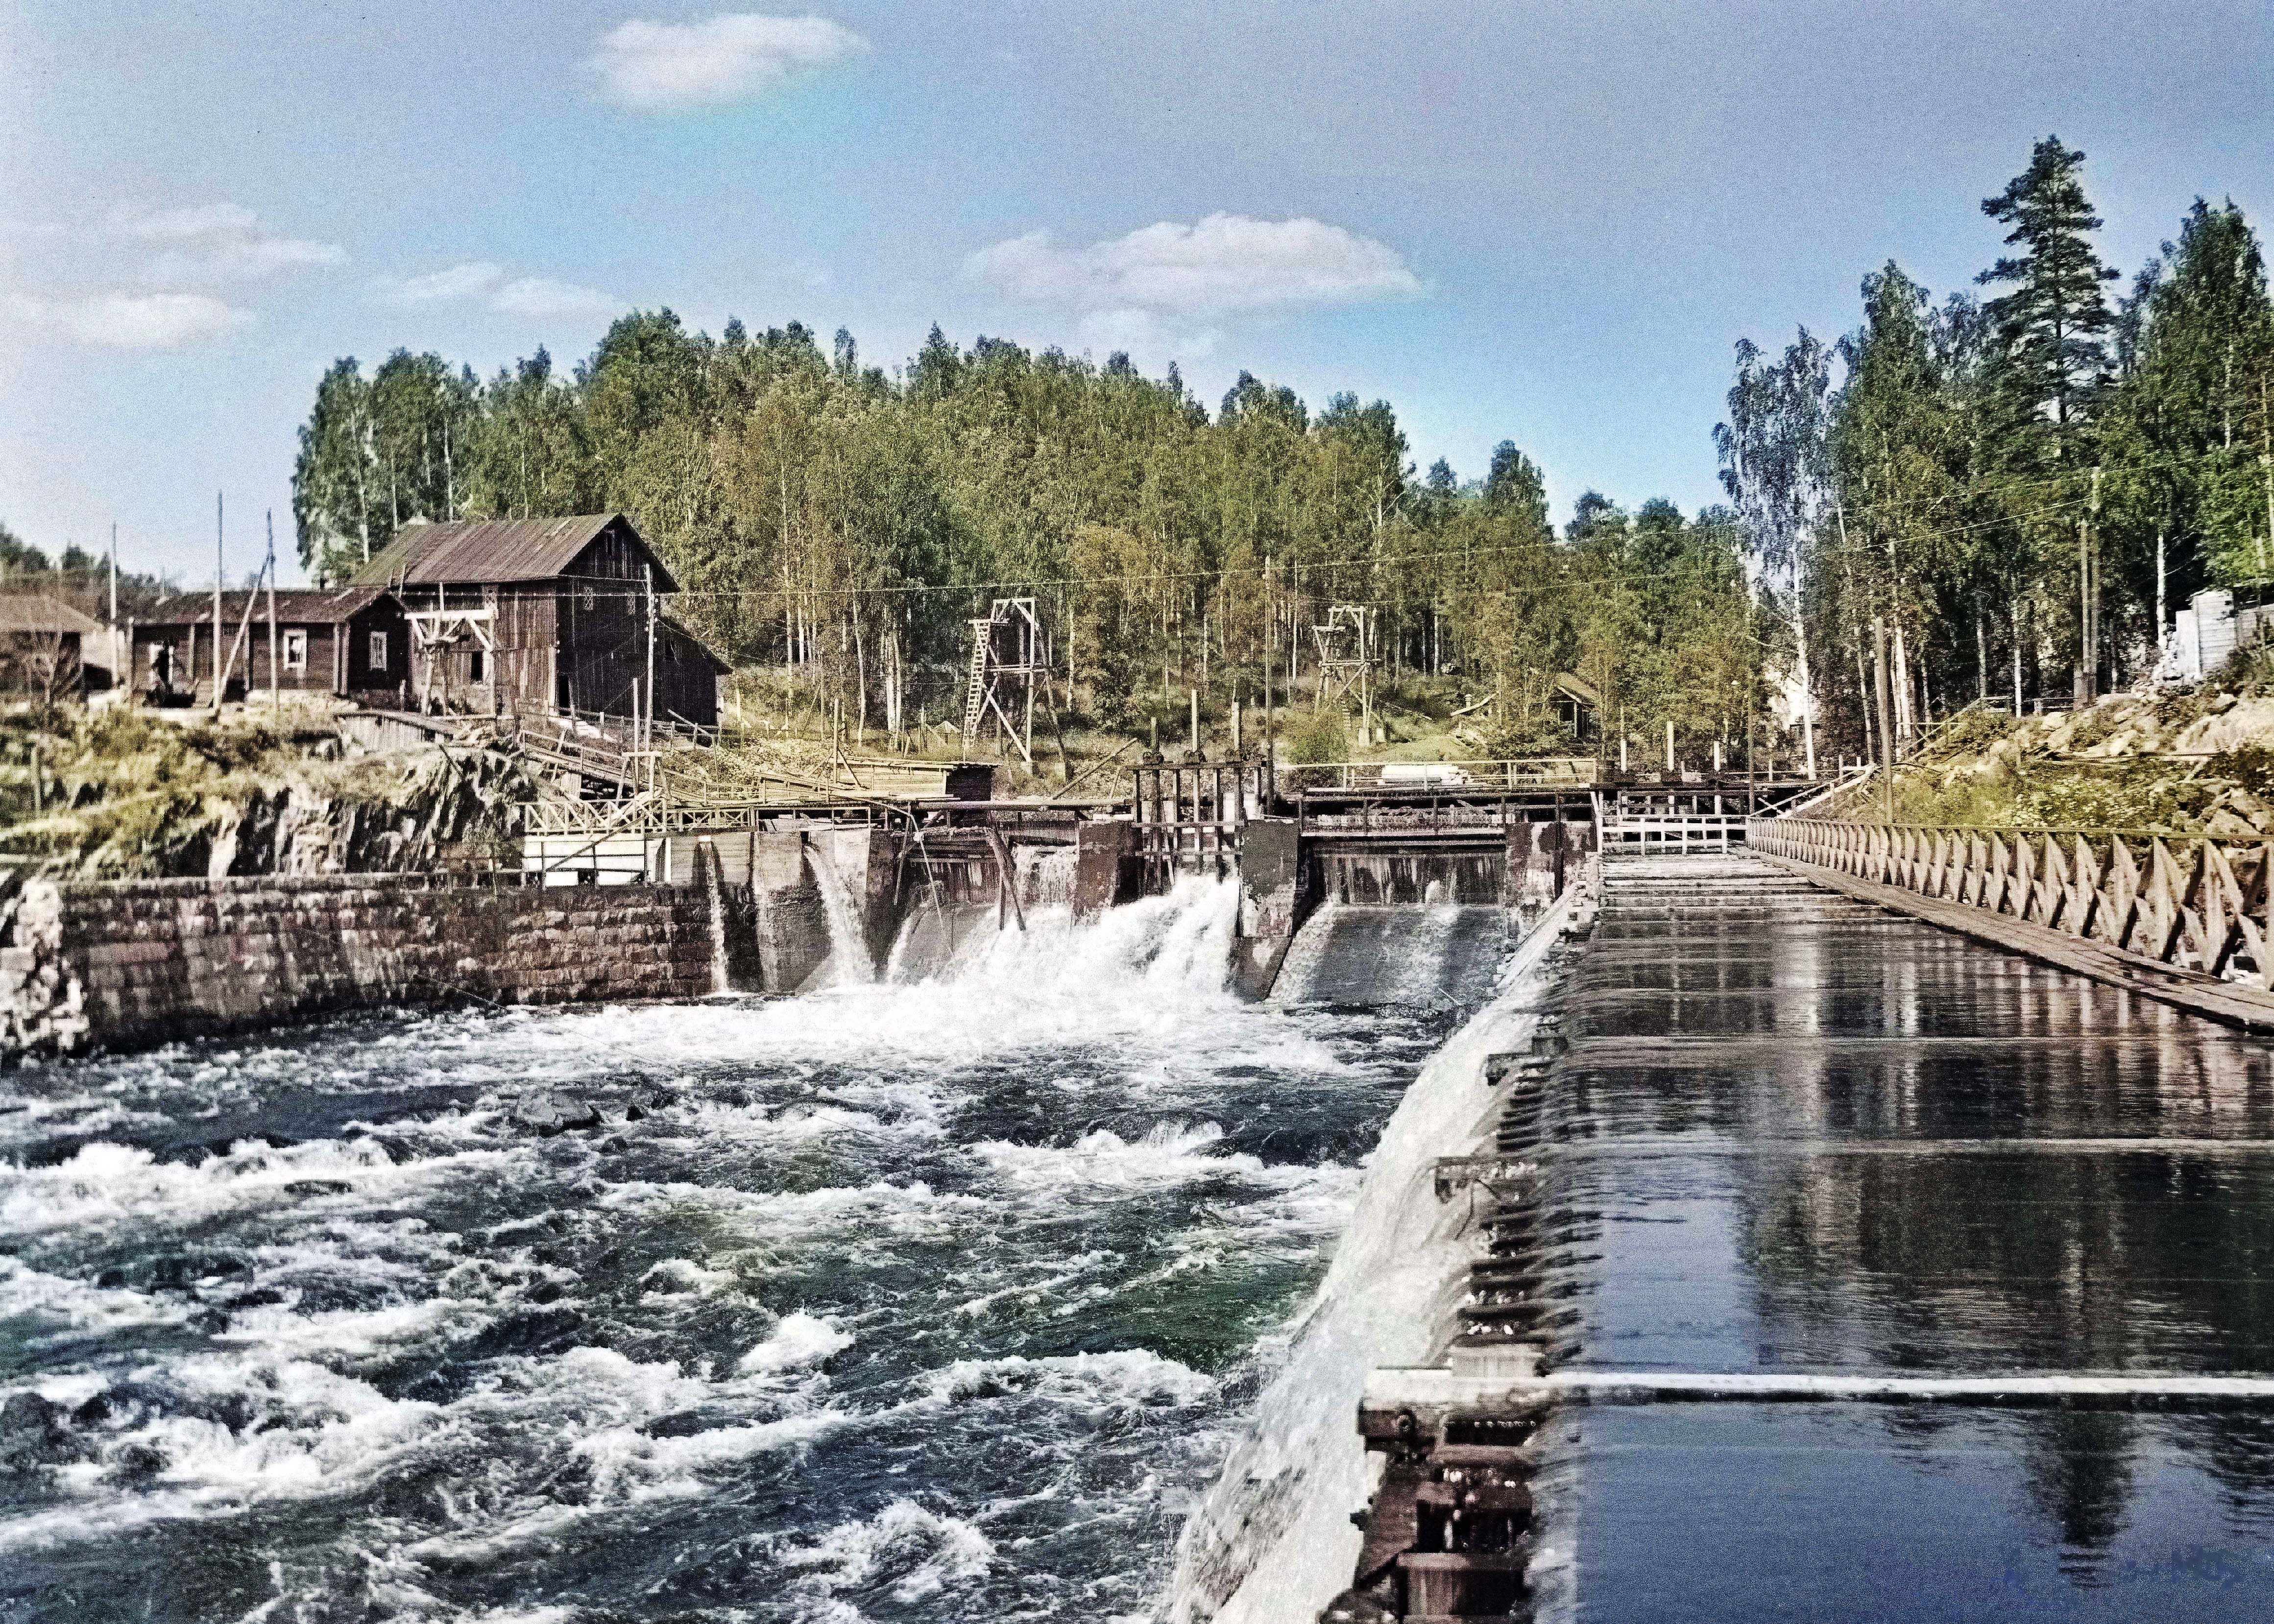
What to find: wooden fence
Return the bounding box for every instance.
[1751,817,2274,984]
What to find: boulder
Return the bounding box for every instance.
[0,1391,77,1470]
[509,1093,604,1136]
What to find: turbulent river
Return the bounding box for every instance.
[0,879,1518,1623]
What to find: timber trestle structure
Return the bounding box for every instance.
[1752,817,2274,987]
[1752,817,2274,1034]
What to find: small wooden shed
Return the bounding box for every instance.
[351,514,724,727]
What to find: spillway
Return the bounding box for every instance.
[0,874,1540,1621]
[1323,851,2274,1624]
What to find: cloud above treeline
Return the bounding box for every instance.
[967,215,1425,316]
[588,12,869,111]
[3,289,254,349]
[126,202,346,285]
[375,261,619,317]
[964,213,1426,360]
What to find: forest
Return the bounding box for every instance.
[277,135,2274,769]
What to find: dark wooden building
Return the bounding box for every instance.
[139,588,410,706]
[351,514,724,727]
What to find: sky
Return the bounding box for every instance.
[2,0,2271,588]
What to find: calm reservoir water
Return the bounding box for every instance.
[1530,859,2274,1623]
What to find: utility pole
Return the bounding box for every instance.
[266,511,280,714]
[1262,554,1276,766]
[107,523,117,626]
[643,564,657,765]
[213,493,224,713]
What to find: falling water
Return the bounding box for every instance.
[802,833,878,989]
[0,874,1527,1622]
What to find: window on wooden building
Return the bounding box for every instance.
[283,630,308,674]
[469,648,485,682]
[369,631,388,671]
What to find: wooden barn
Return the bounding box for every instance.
[138,588,410,707]
[351,514,724,727]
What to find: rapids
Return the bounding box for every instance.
[0,877,1525,1622]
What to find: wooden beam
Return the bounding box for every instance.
[1757,851,2274,1034]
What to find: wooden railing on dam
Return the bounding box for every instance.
[1751,815,2274,1014]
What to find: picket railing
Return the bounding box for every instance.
[1751,817,2274,984]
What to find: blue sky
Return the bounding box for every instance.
[2,0,2270,586]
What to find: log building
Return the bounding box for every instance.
[351,514,723,727]
[138,588,409,707]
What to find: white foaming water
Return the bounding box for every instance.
[777,1498,997,1612]
[1161,887,1577,1624]
[804,833,880,988]
[0,869,1492,1620]
[740,1312,855,1373]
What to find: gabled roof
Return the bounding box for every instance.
[142,587,393,627]
[660,614,731,673]
[350,514,677,591]
[0,594,104,636]
[1553,671,1603,708]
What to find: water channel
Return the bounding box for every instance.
[7,852,2274,1622]
[1527,856,2274,1623]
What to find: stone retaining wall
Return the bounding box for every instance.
[0,872,717,1060]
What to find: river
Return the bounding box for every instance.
[0,880,1520,1623]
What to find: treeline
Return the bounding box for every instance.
[292,323,1761,757]
[0,519,172,624]
[1721,137,2274,770]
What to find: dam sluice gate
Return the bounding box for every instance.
[0,762,1612,1620]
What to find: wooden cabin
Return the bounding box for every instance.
[351,514,724,727]
[138,588,410,707]
[0,594,109,701]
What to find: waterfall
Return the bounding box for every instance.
[1161,886,1577,1624]
[1016,845,1078,909]
[700,839,733,995]
[802,835,878,989]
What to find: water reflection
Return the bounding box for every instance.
[1546,860,2274,1614]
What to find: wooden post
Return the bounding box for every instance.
[644,565,656,759]
[1190,687,1200,758]
[265,511,279,713]
[212,491,224,712]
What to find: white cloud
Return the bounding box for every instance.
[965,214,1426,318]
[490,275,618,317]
[590,12,868,111]
[122,202,345,285]
[382,261,508,303]
[374,261,618,319]
[4,290,253,349]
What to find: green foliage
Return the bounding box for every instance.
[1286,707,1348,765]
[293,315,1767,765]
[1722,136,2274,764]
[0,711,537,879]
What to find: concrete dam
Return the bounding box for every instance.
[8,768,2274,1622]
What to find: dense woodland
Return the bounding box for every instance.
[273,137,2273,768]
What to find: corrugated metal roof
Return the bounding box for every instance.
[141,587,392,626]
[0,594,105,635]
[350,515,674,589]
